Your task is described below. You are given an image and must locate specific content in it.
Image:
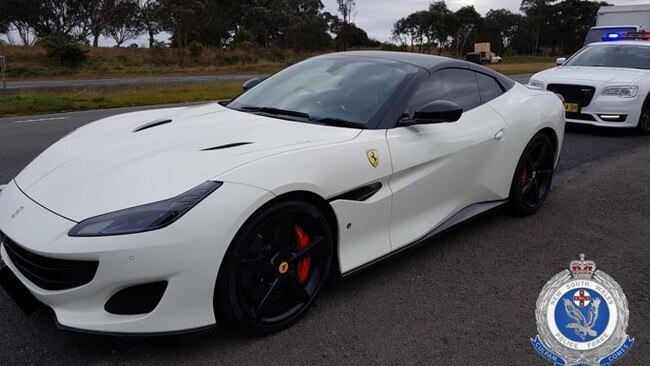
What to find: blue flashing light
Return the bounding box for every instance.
[607,33,621,40]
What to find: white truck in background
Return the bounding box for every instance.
[584,4,650,45]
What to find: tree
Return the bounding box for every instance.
[427,1,454,54]
[0,0,9,34]
[155,0,205,48]
[88,0,117,47]
[137,0,162,48]
[8,0,94,39]
[520,0,557,55]
[37,31,88,66]
[336,0,355,24]
[480,9,521,55]
[451,6,482,56]
[547,0,609,54]
[105,0,144,46]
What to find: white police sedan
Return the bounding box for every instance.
[529,39,650,134]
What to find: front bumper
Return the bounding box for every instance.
[567,95,642,128]
[545,83,644,128]
[0,180,273,334]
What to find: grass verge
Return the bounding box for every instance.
[0,82,243,116]
[489,62,555,75]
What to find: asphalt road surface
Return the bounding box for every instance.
[1,95,649,365]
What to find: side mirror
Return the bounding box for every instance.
[408,100,463,125]
[556,57,566,66]
[242,77,262,91]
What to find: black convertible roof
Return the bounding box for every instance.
[322,51,515,89]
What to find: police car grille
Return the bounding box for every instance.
[0,230,98,291]
[547,84,596,107]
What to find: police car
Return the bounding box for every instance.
[529,31,650,134]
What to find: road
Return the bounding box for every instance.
[5,74,269,92]
[1,92,649,365]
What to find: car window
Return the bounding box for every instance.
[565,44,650,69]
[405,68,481,117]
[228,56,415,126]
[476,72,504,103]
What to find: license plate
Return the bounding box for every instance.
[564,103,579,113]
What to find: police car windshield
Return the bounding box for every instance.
[565,44,650,70]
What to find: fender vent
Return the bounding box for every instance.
[330,182,382,202]
[133,119,172,133]
[201,142,252,151]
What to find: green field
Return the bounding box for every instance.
[0,82,242,116]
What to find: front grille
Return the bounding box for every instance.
[566,112,597,121]
[547,84,596,107]
[0,231,98,291]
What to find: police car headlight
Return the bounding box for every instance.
[528,79,545,89]
[602,85,639,98]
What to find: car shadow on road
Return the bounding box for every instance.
[565,122,640,137]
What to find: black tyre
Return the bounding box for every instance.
[508,134,556,216]
[636,96,650,135]
[215,200,333,334]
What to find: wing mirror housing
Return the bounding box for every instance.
[556,57,567,66]
[242,77,263,91]
[402,100,463,126]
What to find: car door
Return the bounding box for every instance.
[386,68,509,250]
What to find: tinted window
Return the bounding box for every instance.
[476,72,504,103]
[405,68,481,117]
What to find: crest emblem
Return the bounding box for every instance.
[366,150,379,167]
[11,206,24,219]
[532,254,634,366]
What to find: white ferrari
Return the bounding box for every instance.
[529,39,650,134]
[0,51,565,335]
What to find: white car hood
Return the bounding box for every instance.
[535,66,648,84]
[14,102,360,221]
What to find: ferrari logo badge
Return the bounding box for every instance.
[366,150,379,168]
[278,261,289,274]
[11,206,24,219]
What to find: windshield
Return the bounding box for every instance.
[227,56,416,128]
[564,44,650,70]
[583,27,637,45]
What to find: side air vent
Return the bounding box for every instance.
[133,119,172,133]
[201,142,252,151]
[330,182,382,202]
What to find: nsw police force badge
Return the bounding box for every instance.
[532,254,634,366]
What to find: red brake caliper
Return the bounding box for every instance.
[521,165,527,186]
[294,225,311,284]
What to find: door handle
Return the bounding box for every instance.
[494,129,505,141]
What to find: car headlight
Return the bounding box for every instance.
[602,85,639,98]
[528,79,545,89]
[68,181,222,237]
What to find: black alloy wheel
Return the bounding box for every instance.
[637,96,650,135]
[215,200,333,334]
[508,134,556,215]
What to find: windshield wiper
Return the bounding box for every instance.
[238,105,364,128]
[310,117,365,129]
[239,106,310,119]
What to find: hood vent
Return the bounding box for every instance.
[133,119,172,133]
[201,142,252,151]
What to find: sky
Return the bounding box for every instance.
[320,0,650,42]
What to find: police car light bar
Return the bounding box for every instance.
[603,31,650,41]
